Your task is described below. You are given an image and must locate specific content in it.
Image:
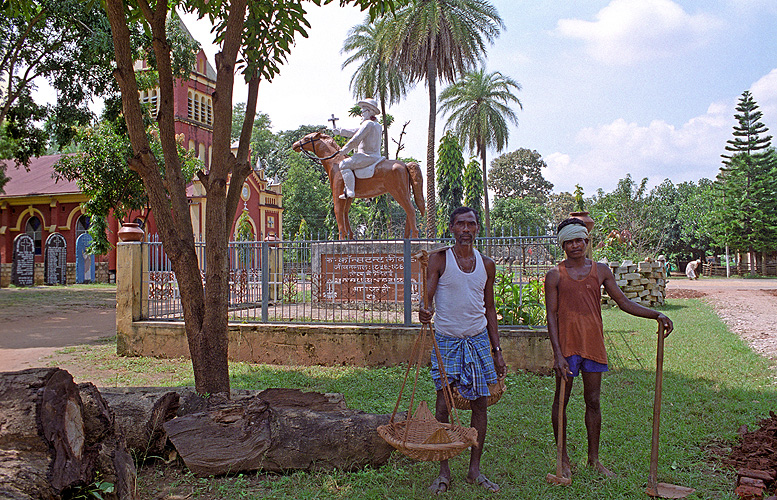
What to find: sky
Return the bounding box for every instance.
[37,0,777,196]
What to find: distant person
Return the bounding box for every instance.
[419,206,506,494]
[545,217,674,480]
[685,258,701,280]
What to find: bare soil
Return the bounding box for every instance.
[665,276,777,364]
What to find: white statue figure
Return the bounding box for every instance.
[333,98,383,199]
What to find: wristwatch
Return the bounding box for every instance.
[492,346,502,353]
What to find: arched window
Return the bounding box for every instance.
[207,98,212,125]
[194,95,200,122]
[25,216,42,255]
[188,91,193,120]
[76,215,90,240]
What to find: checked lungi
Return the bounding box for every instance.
[430,329,498,400]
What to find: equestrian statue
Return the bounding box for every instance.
[292,98,425,239]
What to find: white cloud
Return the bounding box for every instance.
[555,0,722,65]
[751,68,777,123]
[544,99,733,194]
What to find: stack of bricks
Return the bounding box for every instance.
[735,468,775,499]
[601,258,667,308]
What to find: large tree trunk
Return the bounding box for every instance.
[164,389,398,476]
[0,369,136,500]
[425,57,437,237]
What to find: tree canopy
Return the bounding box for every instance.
[382,0,503,235]
[489,148,552,203]
[713,91,777,259]
[100,0,405,396]
[0,0,115,184]
[439,68,521,235]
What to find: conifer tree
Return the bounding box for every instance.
[714,91,777,269]
[463,158,483,217]
[436,131,464,237]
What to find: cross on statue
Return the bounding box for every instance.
[328,113,339,129]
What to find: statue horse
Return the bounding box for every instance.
[292,132,425,239]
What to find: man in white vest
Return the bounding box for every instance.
[419,206,506,494]
[333,98,383,199]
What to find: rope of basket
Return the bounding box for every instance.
[376,249,478,462]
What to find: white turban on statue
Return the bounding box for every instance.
[557,223,589,247]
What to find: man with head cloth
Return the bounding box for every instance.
[544,217,674,481]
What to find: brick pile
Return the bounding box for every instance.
[601,258,667,308]
[735,468,775,499]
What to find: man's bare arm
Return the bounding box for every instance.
[544,267,571,378]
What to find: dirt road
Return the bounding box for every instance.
[666,276,777,363]
[0,286,116,371]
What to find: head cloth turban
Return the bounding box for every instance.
[557,224,589,247]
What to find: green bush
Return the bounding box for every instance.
[494,271,546,326]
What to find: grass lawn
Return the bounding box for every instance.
[56,297,777,499]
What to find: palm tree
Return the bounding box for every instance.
[439,68,521,236]
[342,17,409,158]
[384,0,503,236]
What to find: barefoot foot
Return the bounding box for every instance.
[467,473,499,493]
[588,460,616,478]
[428,475,450,494]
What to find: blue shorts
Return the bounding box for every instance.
[566,355,608,377]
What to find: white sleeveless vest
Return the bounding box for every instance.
[433,247,488,338]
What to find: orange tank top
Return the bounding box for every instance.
[557,261,607,364]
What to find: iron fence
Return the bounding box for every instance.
[143,234,559,326]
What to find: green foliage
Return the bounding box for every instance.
[489,148,553,203]
[589,175,668,259]
[382,0,505,234]
[546,191,576,228]
[53,121,201,254]
[462,158,483,215]
[294,218,309,240]
[490,197,549,236]
[573,184,584,211]
[439,68,521,159]
[713,91,777,256]
[0,0,115,166]
[281,154,332,239]
[494,272,545,325]
[231,104,282,171]
[435,131,464,237]
[65,474,114,500]
[341,16,409,158]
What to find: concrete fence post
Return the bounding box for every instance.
[116,242,148,349]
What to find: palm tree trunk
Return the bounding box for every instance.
[379,93,389,158]
[480,145,491,237]
[425,57,437,238]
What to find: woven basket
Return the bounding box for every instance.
[377,401,478,462]
[450,375,507,410]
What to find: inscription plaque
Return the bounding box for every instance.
[319,253,421,302]
[12,234,35,286]
[44,232,67,285]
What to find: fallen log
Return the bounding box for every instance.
[0,368,136,500]
[164,390,398,476]
[96,387,183,460]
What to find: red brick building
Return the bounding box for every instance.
[0,41,283,286]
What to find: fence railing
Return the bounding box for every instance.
[143,235,559,326]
